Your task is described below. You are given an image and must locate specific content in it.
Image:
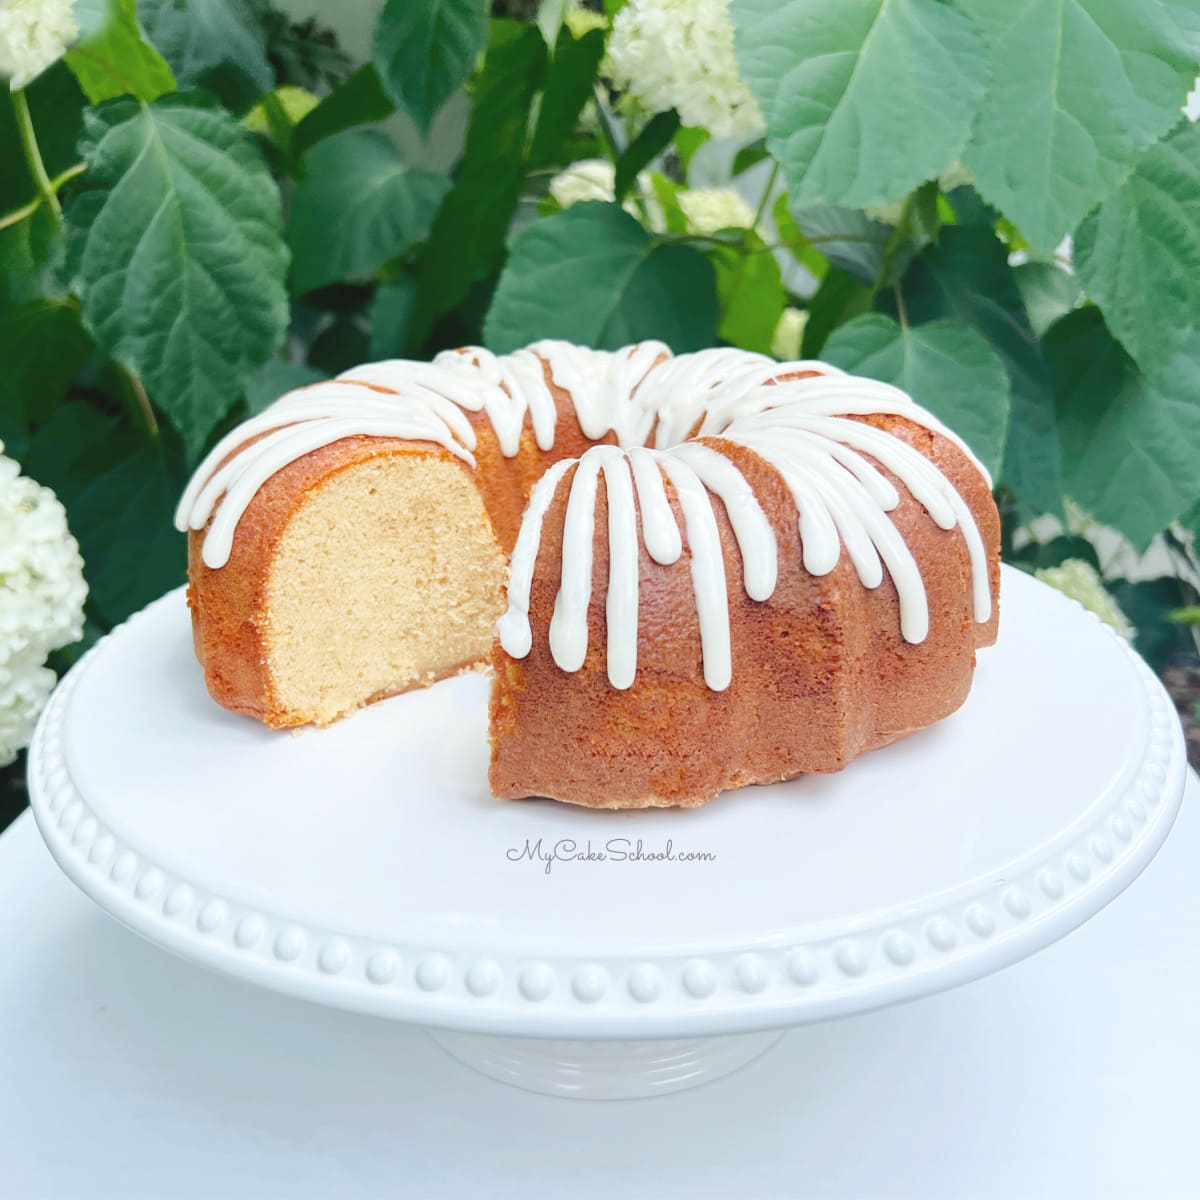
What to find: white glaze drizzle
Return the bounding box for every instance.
[176,343,994,688]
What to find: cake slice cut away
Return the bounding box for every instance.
[187,439,507,728]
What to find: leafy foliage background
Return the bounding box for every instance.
[2,0,1200,826]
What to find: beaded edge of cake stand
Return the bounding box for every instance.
[27,589,1186,1035]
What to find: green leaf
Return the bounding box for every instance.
[484,202,718,354]
[787,204,892,285]
[67,0,175,103]
[591,245,720,354]
[903,181,942,254]
[16,401,122,507]
[410,22,547,348]
[1074,121,1200,368]
[243,360,328,415]
[673,126,709,176]
[822,313,1011,478]
[0,208,63,310]
[732,139,769,176]
[613,110,679,200]
[72,438,188,624]
[647,171,688,234]
[243,85,318,160]
[732,0,987,210]
[290,64,395,158]
[138,0,272,110]
[1012,262,1083,339]
[65,93,290,458]
[960,0,1200,253]
[529,28,606,169]
[1108,576,1195,670]
[888,224,1063,515]
[710,234,785,355]
[1008,534,1102,573]
[369,279,418,359]
[372,0,489,133]
[0,303,92,433]
[800,266,871,358]
[771,193,828,282]
[307,314,370,377]
[287,131,449,294]
[1046,308,1200,551]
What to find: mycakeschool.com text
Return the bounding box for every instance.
[506,838,717,876]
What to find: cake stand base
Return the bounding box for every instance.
[428,1029,784,1099]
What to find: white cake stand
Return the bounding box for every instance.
[28,567,1187,1099]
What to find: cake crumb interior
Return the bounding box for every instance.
[265,452,506,725]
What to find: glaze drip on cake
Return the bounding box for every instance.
[176,342,992,693]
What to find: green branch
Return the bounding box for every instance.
[0,196,40,232]
[0,162,85,230]
[751,160,780,231]
[12,89,62,224]
[121,366,160,438]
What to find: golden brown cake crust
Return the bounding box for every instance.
[487,414,1000,809]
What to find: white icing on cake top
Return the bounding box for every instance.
[176,342,993,691]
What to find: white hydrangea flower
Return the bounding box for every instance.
[677,186,757,236]
[606,0,763,140]
[550,158,619,208]
[1035,559,1134,641]
[771,306,808,361]
[549,157,660,227]
[0,444,87,765]
[0,0,78,91]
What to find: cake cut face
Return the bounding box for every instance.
[183,433,508,729]
[261,451,506,726]
[176,342,1000,807]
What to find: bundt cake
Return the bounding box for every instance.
[175,341,1000,809]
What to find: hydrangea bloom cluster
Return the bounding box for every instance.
[606,0,763,140]
[1035,559,1133,641]
[0,445,87,765]
[0,0,78,91]
[549,158,621,209]
[548,157,661,227]
[676,186,758,236]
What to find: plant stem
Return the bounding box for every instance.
[592,84,623,161]
[893,283,909,329]
[124,368,160,438]
[49,161,86,192]
[652,231,881,253]
[0,162,84,230]
[0,196,40,232]
[751,160,780,231]
[11,88,61,224]
[872,189,918,296]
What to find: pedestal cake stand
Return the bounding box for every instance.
[28,567,1187,1099]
